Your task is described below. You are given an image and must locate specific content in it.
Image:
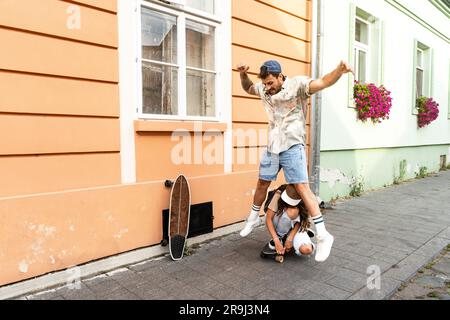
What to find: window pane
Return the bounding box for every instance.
[416,49,423,68]
[186,20,215,70]
[355,19,368,45]
[187,70,215,117]
[186,0,214,14]
[141,8,177,64]
[358,50,367,83]
[142,62,178,115]
[416,68,423,98]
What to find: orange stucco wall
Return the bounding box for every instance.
[0,171,279,285]
[0,0,121,286]
[0,0,312,286]
[231,0,312,169]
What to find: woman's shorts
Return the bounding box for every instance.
[293,231,315,256]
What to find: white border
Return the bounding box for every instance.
[118,0,139,183]
[218,0,232,173]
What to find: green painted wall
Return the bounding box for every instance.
[319,144,450,201]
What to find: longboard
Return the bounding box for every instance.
[260,242,285,263]
[168,174,191,261]
[260,230,315,263]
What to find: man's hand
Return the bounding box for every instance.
[337,60,354,76]
[237,62,257,95]
[310,60,354,94]
[237,63,250,74]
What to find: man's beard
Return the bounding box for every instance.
[266,88,280,96]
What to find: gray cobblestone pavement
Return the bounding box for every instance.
[390,245,450,300]
[18,171,450,300]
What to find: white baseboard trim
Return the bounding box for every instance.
[0,222,247,300]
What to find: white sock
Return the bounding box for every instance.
[248,205,261,221]
[312,215,328,237]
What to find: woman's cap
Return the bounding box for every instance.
[281,185,301,206]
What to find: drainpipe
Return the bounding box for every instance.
[309,0,324,196]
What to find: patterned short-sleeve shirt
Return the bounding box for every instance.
[254,76,313,154]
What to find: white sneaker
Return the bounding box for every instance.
[314,233,334,262]
[239,217,260,237]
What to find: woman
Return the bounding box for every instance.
[265,184,315,257]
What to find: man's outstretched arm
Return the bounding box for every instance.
[237,63,259,96]
[309,60,354,95]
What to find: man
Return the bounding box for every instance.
[238,59,353,262]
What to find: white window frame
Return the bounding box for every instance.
[348,4,384,108]
[448,59,450,120]
[353,17,371,83]
[412,39,433,114]
[137,0,223,122]
[415,47,424,98]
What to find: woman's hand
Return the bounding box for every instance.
[275,239,285,255]
[284,239,293,253]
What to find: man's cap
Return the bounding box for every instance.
[261,60,282,74]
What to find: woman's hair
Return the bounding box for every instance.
[275,185,311,232]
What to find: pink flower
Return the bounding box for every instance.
[417,97,439,128]
[353,81,393,124]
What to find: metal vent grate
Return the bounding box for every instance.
[161,202,214,245]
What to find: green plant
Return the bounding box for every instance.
[349,176,364,197]
[329,194,340,204]
[426,291,440,298]
[415,166,428,179]
[394,160,407,184]
[183,243,193,256]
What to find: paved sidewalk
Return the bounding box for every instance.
[19,171,450,300]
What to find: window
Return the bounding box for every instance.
[416,48,424,98]
[139,0,219,120]
[412,40,432,114]
[348,5,384,107]
[185,0,215,14]
[354,18,370,83]
[162,0,215,14]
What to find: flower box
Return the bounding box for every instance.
[353,81,392,124]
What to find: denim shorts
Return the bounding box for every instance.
[259,144,309,184]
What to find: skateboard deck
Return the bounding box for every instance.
[260,230,315,263]
[168,174,191,261]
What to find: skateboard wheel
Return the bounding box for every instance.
[275,256,284,263]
